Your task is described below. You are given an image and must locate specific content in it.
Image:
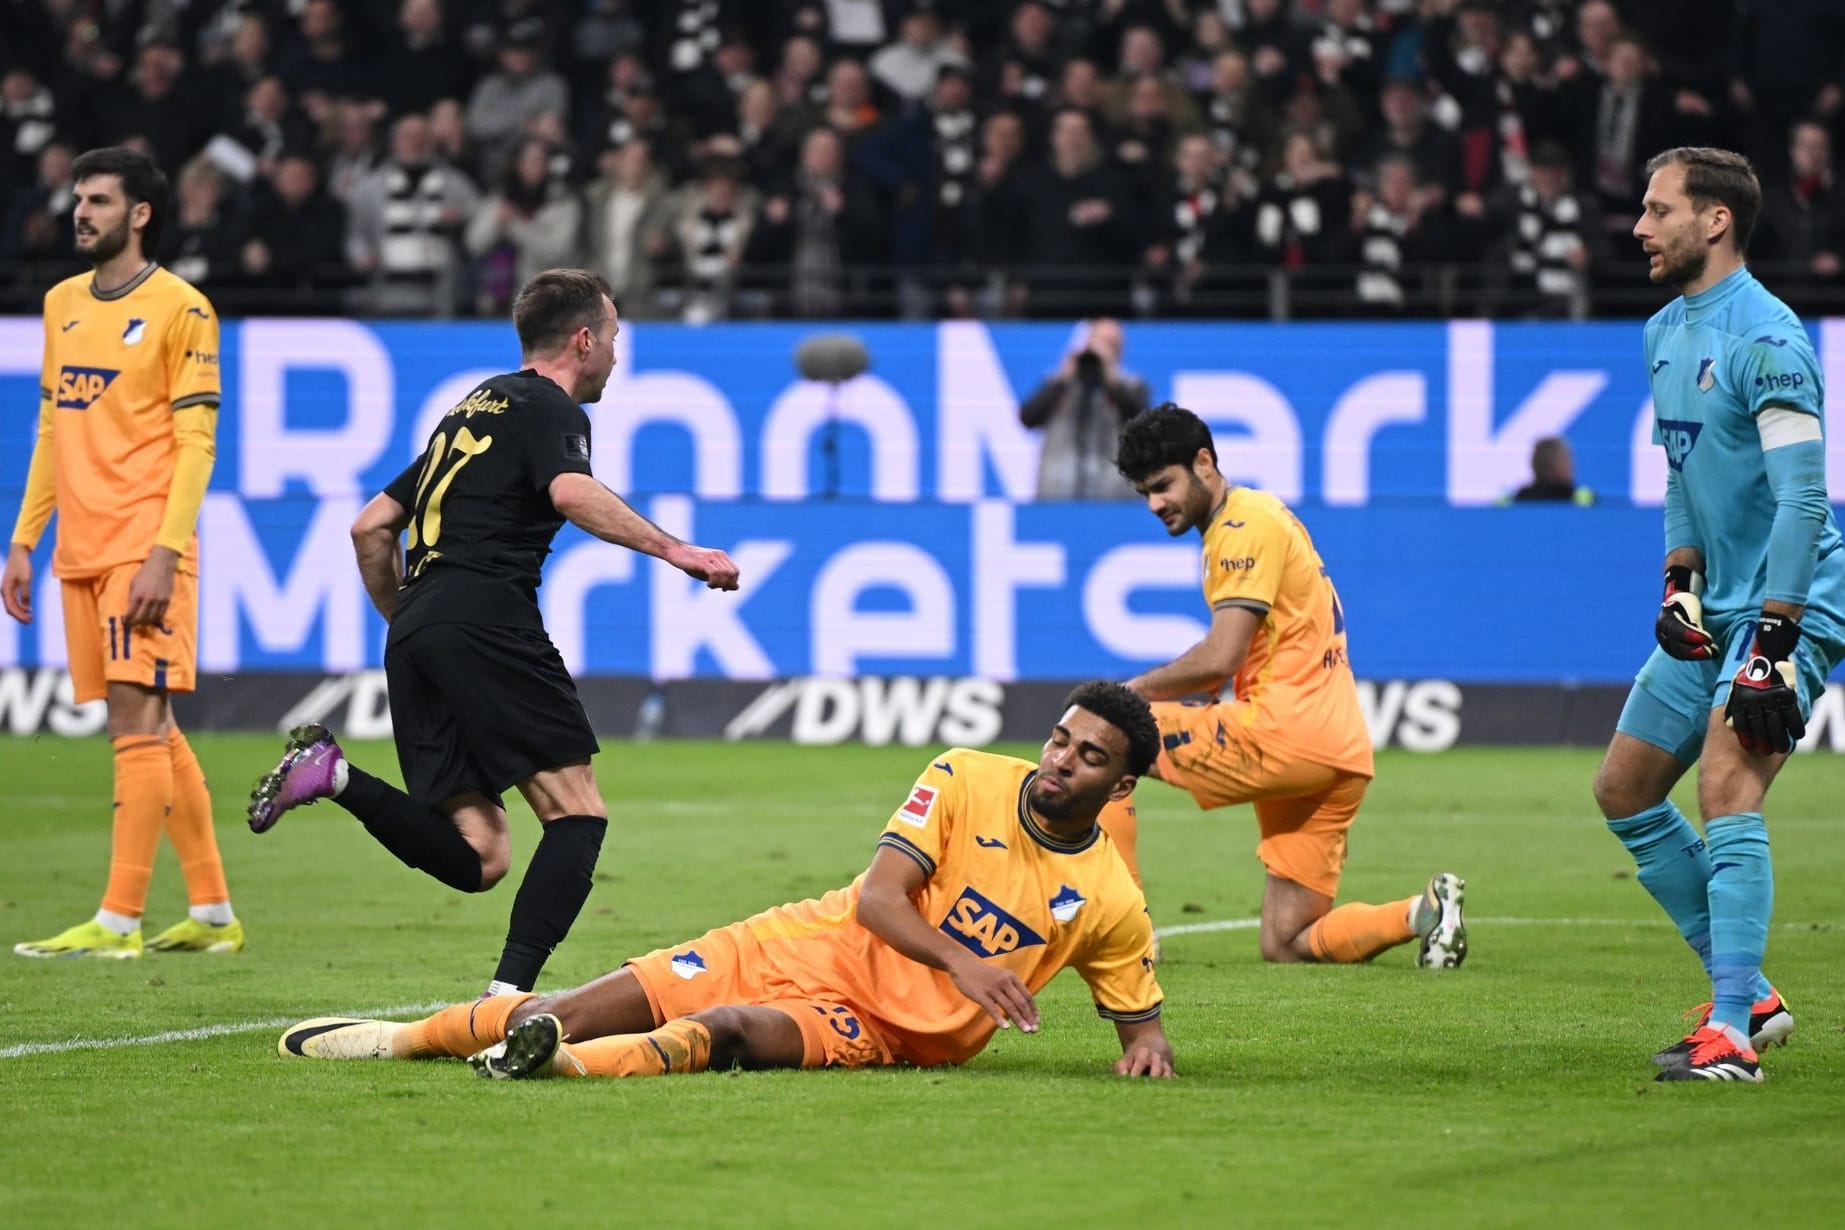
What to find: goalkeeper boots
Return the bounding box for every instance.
[147,917,245,953]
[13,918,142,959]
[279,1018,407,1060]
[248,723,344,833]
[1413,873,1468,969]
[1652,988,1793,1067]
[1655,1026,1763,1083]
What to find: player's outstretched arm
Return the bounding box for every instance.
[1113,1017,1176,1078]
[351,492,409,622]
[549,472,740,590]
[1126,604,1260,701]
[856,847,1040,1033]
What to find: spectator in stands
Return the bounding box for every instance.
[2,139,75,266]
[1755,118,1845,311]
[870,7,969,105]
[1023,107,1134,318]
[717,79,804,192]
[1354,78,1459,211]
[242,151,349,304]
[1101,25,1199,135]
[428,97,480,181]
[821,58,881,147]
[674,156,758,324]
[771,34,827,112]
[586,139,676,318]
[99,40,198,172]
[1499,139,1604,319]
[1113,74,1185,231]
[382,0,470,119]
[948,108,1032,318]
[1200,48,1273,195]
[1313,0,1385,126]
[681,33,761,141]
[465,19,569,182]
[1020,318,1149,501]
[1252,129,1352,304]
[581,53,655,160]
[200,11,275,122]
[1146,132,1243,315]
[164,159,246,291]
[347,111,481,316]
[1729,0,1845,177]
[324,101,383,205]
[465,137,583,315]
[1353,153,1443,315]
[1573,36,1673,237]
[1175,8,1234,98]
[277,0,367,106]
[752,126,884,318]
[569,0,648,101]
[1054,57,1106,119]
[1511,436,1594,505]
[1236,0,1311,101]
[2,66,57,189]
[205,75,306,187]
[982,0,1058,114]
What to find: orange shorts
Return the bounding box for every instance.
[1150,700,1368,898]
[60,564,198,704]
[625,920,896,1071]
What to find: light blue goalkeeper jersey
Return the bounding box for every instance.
[1644,266,1843,633]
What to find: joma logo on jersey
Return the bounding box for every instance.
[941,886,1046,958]
[56,366,120,409]
[1658,418,1703,471]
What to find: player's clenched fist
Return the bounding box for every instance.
[1655,565,1715,660]
[666,543,741,591]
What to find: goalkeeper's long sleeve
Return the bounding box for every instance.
[1761,436,1828,608]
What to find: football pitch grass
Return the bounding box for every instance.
[3,737,1844,1229]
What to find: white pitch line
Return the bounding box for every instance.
[0,999,450,1061]
[1156,915,1841,939]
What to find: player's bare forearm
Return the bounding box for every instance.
[1763,599,1805,621]
[550,472,681,559]
[351,492,409,622]
[1113,1018,1176,1078]
[1127,647,1234,702]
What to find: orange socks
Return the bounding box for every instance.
[404,993,534,1058]
[166,727,229,907]
[1305,897,1419,963]
[100,735,174,919]
[565,1020,713,1079]
[1096,797,1142,888]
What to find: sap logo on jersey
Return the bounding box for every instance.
[941,886,1046,958]
[56,366,120,409]
[1658,418,1703,471]
[669,950,708,980]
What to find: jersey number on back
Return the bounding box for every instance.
[406,426,494,571]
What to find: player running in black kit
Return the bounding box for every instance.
[248,269,739,995]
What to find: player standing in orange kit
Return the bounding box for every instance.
[4,147,242,959]
[276,684,1173,1081]
[1108,404,1466,969]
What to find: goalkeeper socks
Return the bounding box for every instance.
[1705,812,1773,1035]
[1304,898,1418,962]
[337,767,483,892]
[405,993,534,1058]
[492,815,608,991]
[1607,800,1713,968]
[567,1019,713,1078]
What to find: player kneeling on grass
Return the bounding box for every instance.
[279,683,1175,1081]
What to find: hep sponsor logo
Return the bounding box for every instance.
[1218,556,1256,572]
[940,886,1046,958]
[56,366,120,409]
[1754,371,1805,392]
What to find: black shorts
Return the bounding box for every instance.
[384,622,600,805]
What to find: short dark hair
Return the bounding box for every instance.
[1644,146,1762,255]
[71,146,169,256]
[513,268,611,355]
[1115,402,1217,484]
[1062,681,1159,780]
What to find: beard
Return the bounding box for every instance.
[1658,240,1708,289]
[78,217,131,265]
[1028,778,1084,820]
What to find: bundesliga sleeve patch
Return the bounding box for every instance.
[896,784,938,828]
[563,434,590,459]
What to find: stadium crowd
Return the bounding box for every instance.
[3,0,1843,320]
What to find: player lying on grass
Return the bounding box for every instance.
[279,682,1175,1080]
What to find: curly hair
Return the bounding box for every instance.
[1115,402,1216,484]
[1062,680,1159,779]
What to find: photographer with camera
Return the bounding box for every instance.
[1019,318,1151,500]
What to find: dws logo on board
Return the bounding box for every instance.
[724,677,1005,746]
[0,670,107,736]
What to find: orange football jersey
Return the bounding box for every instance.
[36,265,219,578]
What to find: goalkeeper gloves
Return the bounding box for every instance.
[1655,566,1715,661]
[1724,613,1805,755]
